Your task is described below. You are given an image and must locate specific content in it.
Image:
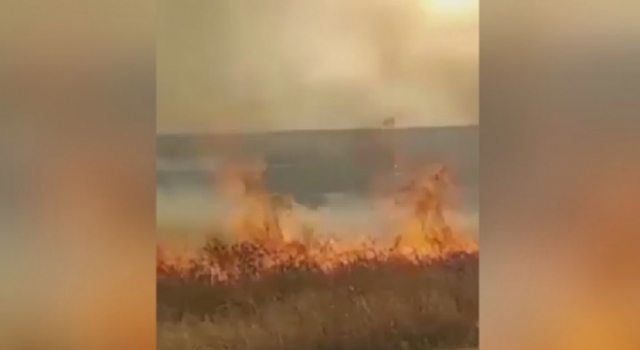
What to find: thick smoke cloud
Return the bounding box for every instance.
[157,0,478,132]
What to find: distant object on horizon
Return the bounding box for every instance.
[382,117,396,129]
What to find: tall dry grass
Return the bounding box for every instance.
[157,138,478,349]
[157,238,478,350]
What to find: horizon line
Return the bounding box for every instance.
[156,123,479,136]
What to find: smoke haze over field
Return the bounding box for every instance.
[157,0,478,132]
[156,127,479,243]
[157,0,479,244]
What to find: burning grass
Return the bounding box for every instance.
[157,207,478,350]
[157,240,478,350]
[157,135,478,349]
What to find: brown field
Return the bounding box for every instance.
[157,145,478,349]
[157,238,478,350]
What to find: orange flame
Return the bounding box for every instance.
[158,119,477,283]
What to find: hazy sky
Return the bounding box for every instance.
[157,0,478,133]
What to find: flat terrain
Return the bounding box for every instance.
[156,126,479,349]
[157,251,478,350]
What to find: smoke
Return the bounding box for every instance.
[157,184,478,246]
[157,0,478,132]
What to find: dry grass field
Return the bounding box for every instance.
[157,156,478,350]
[157,238,478,350]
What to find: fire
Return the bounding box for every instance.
[158,121,478,283]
